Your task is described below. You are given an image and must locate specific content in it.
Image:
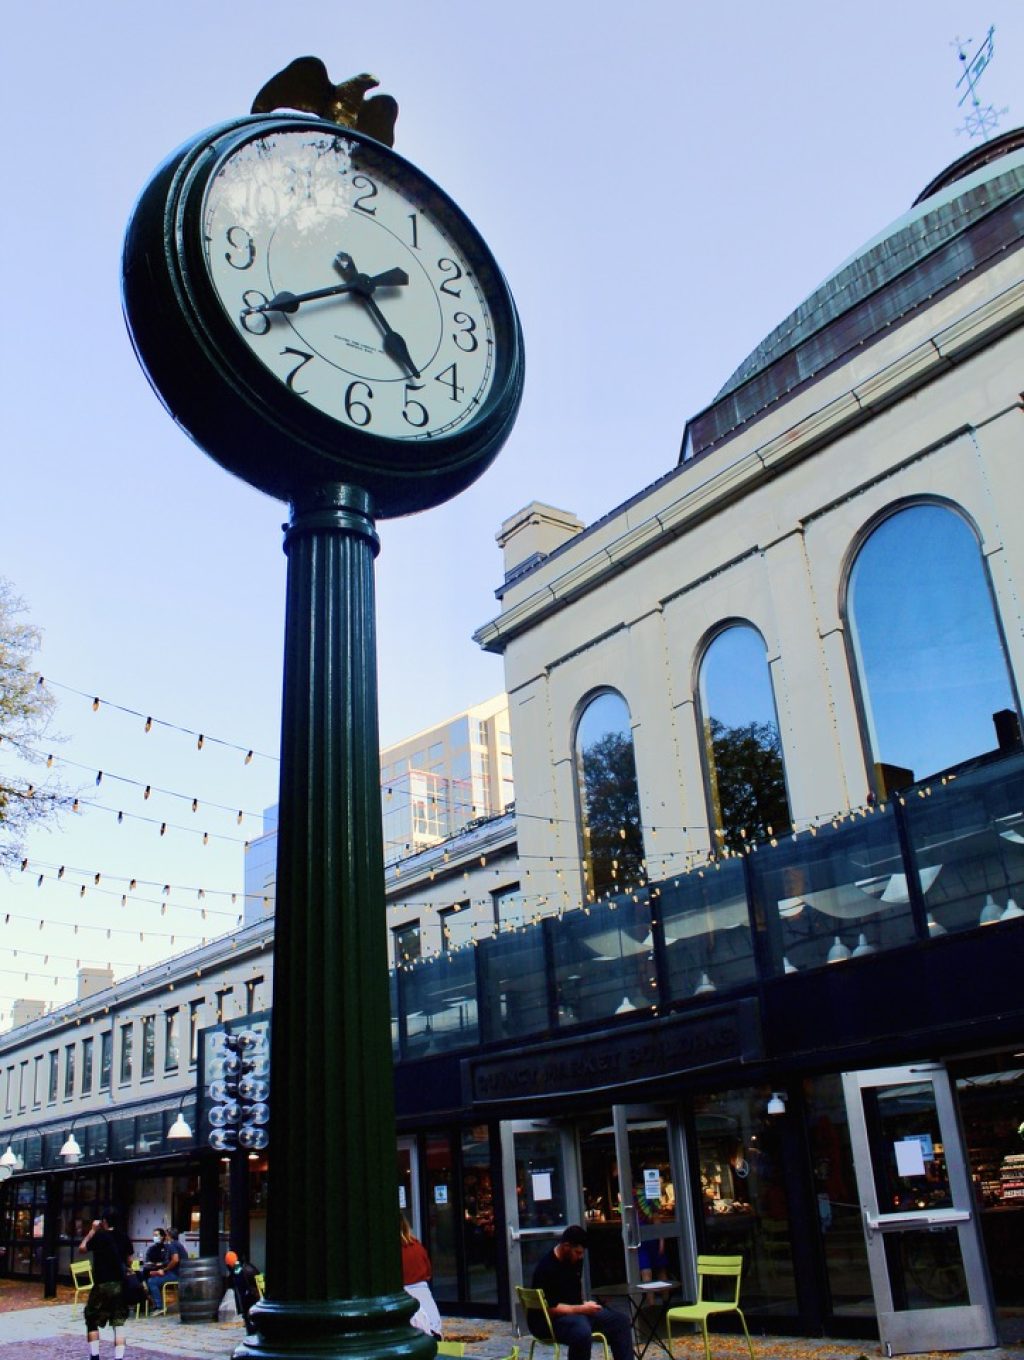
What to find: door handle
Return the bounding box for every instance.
[864,1209,970,1232]
[509,1226,521,1243]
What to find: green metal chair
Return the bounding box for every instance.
[666,1256,753,1360]
[515,1286,610,1360]
[437,1346,465,1356]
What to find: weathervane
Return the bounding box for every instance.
[952,26,1007,141]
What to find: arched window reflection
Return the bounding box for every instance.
[699,624,791,848]
[847,503,1018,787]
[575,691,645,900]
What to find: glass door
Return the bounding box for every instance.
[501,1120,583,1297]
[397,1136,420,1236]
[843,1064,996,1355]
[612,1105,693,1291]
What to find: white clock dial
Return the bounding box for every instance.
[201,128,497,441]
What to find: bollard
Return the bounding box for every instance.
[42,1255,57,1298]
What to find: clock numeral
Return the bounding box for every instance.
[407,213,420,249]
[402,383,430,429]
[224,226,255,270]
[438,257,463,298]
[240,291,271,336]
[281,347,314,395]
[352,174,379,215]
[344,380,373,427]
[452,311,479,353]
[435,363,465,403]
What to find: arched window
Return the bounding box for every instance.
[847,503,1018,787]
[698,623,791,849]
[574,691,645,900]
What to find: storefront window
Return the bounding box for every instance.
[575,691,646,901]
[692,1086,797,1314]
[658,858,755,1000]
[551,888,657,1026]
[400,947,478,1058]
[698,624,791,849]
[748,803,916,974]
[847,502,1018,789]
[953,1053,1024,1318]
[802,1075,872,1318]
[478,927,550,1044]
[461,1125,497,1303]
[901,750,1024,938]
[424,1131,457,1301]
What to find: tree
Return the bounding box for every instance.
[578,730,645,899]
[0,581,62,864]
[706,716,790,850]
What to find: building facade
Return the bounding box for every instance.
[1,133,1023,1356]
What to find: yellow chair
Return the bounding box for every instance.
[437,1346,465,1357]
[151,1277,179,1315]
[70,1260,94,1313]
[255,1272,266,1298]
[666,1256,754,1360]
[515,1286,610,1360]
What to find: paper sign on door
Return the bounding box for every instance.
[895,1138,927,1177]
[532,1171,553,1202]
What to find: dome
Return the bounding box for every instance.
[714,129,1024,404]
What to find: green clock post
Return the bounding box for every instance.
[122,79,524,1360]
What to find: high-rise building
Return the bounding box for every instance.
[242,696,513,925]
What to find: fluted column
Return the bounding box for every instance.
[239,483,430,1360]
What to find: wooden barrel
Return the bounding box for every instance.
[178,1255,223,1324]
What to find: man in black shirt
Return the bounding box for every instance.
[530,1226,633,1360]
[80,1212,133,1360]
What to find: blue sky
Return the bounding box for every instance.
[1,1,1020,1015]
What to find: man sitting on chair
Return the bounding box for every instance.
[146,1228,186,1313]
[530,1226,632,1360]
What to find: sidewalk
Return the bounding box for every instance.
[0,1291,1022,1360]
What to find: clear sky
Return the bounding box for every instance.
[1,0,1020,1018]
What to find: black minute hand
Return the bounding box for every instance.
[333,252,421,380]
[243,267,409,315]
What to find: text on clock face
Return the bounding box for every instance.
[201,130,497,440]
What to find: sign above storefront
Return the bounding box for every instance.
[463,1000,761,1108]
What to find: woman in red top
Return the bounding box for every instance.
[400,1215,441,1336]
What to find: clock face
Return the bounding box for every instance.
[200,127,499,442]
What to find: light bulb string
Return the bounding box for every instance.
[5,669,276,764]
[15,859,249,917]
[66,795,251,846]
[0,732,263,822]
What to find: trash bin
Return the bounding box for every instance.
[42,1255,58,1299]
[178,1256,223,1324]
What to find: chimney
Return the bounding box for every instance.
[78,966,114,1000]
[9,998,46,1030]
[497,502,584,581]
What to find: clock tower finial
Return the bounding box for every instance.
[251,58,398,146]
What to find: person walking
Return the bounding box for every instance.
[80,1212,133,1360]
[529,1225,632,1360]
[400,1214,442,1337]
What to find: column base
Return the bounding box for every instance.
[236,1293,437,1360]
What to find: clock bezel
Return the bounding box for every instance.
[122,114,524,516]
